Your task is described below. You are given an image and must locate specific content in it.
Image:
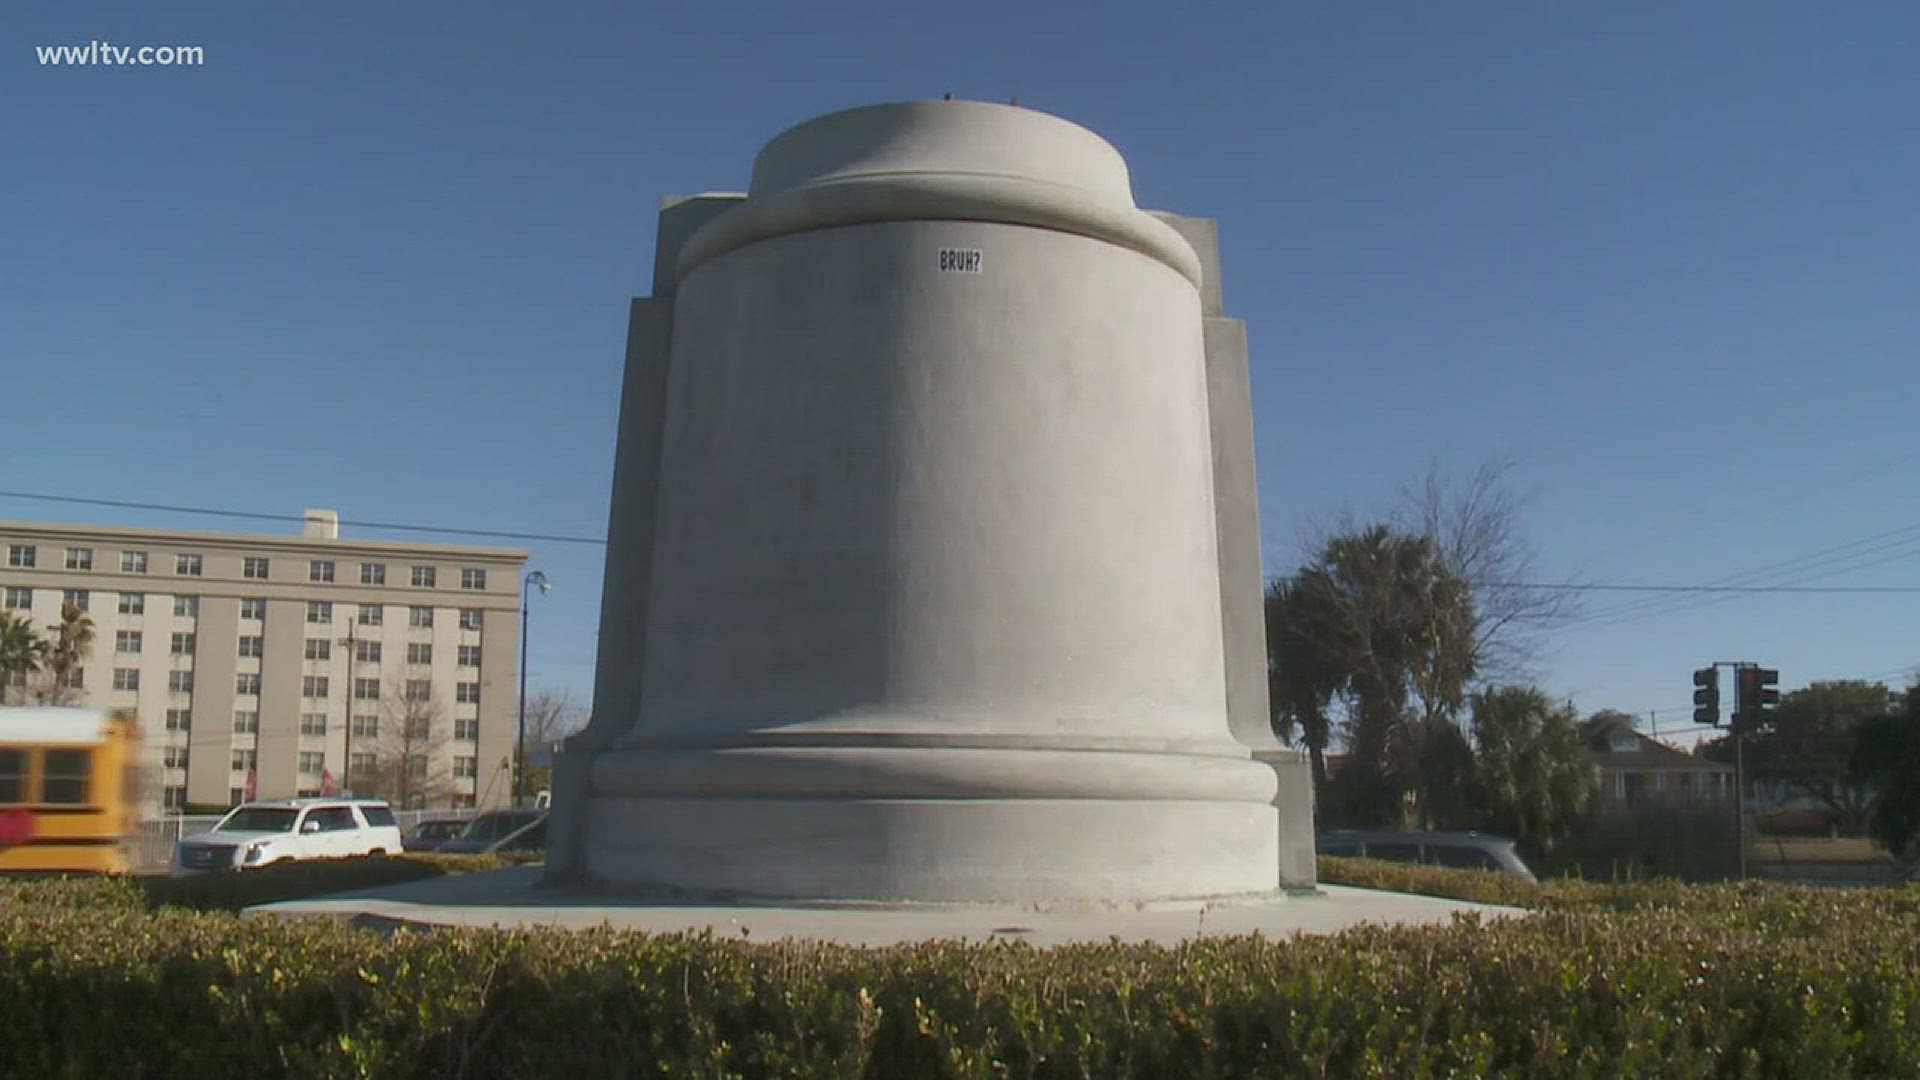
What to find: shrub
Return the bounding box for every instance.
[131,853,521,911]
[1,863,1917,1076]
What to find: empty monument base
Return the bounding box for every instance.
[582,796,1278,903]
[573,741,1282,903]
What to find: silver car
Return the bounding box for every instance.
[1315,829,1538,882]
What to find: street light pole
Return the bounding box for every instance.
[515,570,550,806]
[340,616,358,796]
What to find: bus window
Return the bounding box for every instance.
[0,749,23,803]
[42,749,92,804]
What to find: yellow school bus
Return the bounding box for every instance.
[0,707,145,873]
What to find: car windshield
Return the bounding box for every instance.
[462,812,536,840]
[215,807,298,833]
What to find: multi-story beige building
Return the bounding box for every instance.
[0,510,527,811]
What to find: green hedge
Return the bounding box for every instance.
[1,869,1918,1076]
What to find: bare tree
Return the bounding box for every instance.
[357,676,458,809]
[1398,458,1580,682]
[521,689,586,754]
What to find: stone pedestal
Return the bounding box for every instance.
[548,100,1311,902]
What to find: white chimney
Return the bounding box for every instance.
[302,509,340,539]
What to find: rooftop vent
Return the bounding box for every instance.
[302,509,340,539]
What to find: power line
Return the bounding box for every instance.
[1513,582,1920,594]
[1561,523,1920,628]
[8,489,1920,594]
[0,490,606,547]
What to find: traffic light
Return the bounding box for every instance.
[1735,666,1780,727]
[1692,667,1720,726]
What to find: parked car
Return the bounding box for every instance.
[1315,829,1537,882]
[172,799,403,873]
[402,818,471,854]
[434,809,546,855]
[487,815,547,856]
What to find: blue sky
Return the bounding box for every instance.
[5,2,1916,741]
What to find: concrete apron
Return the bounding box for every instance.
[246,866,1524,948]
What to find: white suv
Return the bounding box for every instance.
[173,798,404,873]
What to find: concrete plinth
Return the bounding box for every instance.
[251,867,1519,948]
[550,99,1313,903]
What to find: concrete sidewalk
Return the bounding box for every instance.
[248,866,1523,947]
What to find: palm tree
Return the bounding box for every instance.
[0,610,49,705]
[39,601,96,704]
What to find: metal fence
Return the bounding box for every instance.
[132,809,477,872]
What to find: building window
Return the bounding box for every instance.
[7,545,35,568]
[165,708,191,732]
[350,751,376,774]
[65,548,93,571]
[170,632,195,656]
[456,682,480,704]
[407,643,432,665]
[408,606,433,629]
[360,563,386,585]
[460,568,487,590]
[232,749,257,773]
[121,550,148,574]
[170,671,196,693]
[163,746,188,769]
[459,609,483,631]
[454,718,478,741]
[118,592,144,615]
[304,639,332,661]
[307,601,332,624]
[456,645,482,668]
[175,553,202,576]
[404,717,429,740]
[300,713,328,736]
[351,716,379,739]
[61,589,89,613]
[406,755,428,780]
[411,565,437,588]
[453,756,477,779]
[240,597,267,620]
[310,560,335,583]
[234,673,259,696]
[3,587,30,610]
[302,675,330,699]
[354,640,382,663]
[238,635,263,658]
[174,595,199,618]
[61,666,84,689]
[357,604,384,626]
[299,752,324,775]
[242,557,270,580]
[353,677,380,700]
[229,787,246,806]
[164,785,186,809]
[404,679,432,703]
[112,668,140,691]
[233,711,260,734]
[115,631,142,654]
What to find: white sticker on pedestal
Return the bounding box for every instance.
[938,248,983,273]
